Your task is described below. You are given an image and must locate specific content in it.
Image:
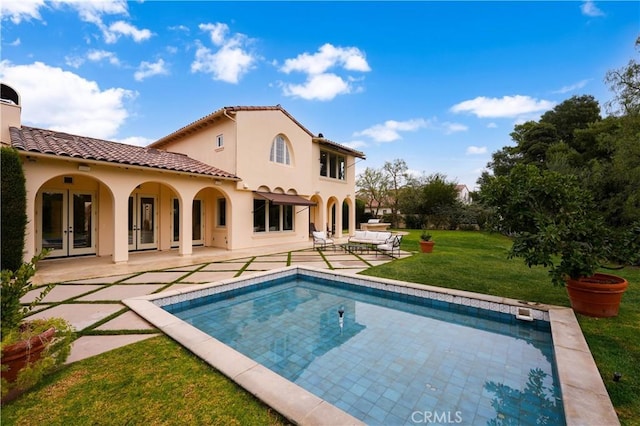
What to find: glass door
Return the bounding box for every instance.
[41,191,66,257]
[192,199,204,246]
[70,191,95,255]
[171,198,204,247]
[128,195,157,251]
[40,190,95,257]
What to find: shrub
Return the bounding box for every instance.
[1,147,27,271]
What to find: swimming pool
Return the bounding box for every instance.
[124,266,618,426]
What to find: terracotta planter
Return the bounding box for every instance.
[1,327,56,383]
[419,240,435,253]
[565,273,628,318]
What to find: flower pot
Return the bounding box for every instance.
[565,273,628,318]
[1,327,56,383]
[419,240,435,253]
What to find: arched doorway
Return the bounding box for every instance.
[36,174,110,258]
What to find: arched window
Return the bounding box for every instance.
[270,135,290,165]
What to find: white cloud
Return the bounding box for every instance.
[199,23,229,46]
[87,49,121,66]
[342,140,367,150]
[466,146,487,155]
[0,0,46,24]
[65,55,85,68]
[279,43,370,101]
[2,1,154,45]
[7,38,21,47]
[281,73,351,101]
[104,20,152,44]
[0,60,135,139]
[354,119,429,143]
[280,43,370,75]
[450,95,555,118]
[486,122,498,128]
[134,59,169,81]
[581,1,605,17]
[63,0,129,25]
[191,24,257,84]
[1,0,130,25]
[116,135,153,147]
[553,79,590,94]
[442,122,468,134]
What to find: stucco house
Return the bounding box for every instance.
[0,83,365,264]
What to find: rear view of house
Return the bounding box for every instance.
[1,83,365,264]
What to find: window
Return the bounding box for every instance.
[270,135,290,165]
[217,198,226,227]
[319,150,346,181]
[253,199,294,233]
[216,134,223,148]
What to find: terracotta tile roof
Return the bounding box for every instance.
[9,126,239,180]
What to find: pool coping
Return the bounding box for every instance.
[123,266,619,426]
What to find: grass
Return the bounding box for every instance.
[2,230,638,425]
[1,335,289,426]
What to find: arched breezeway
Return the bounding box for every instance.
[24,158,235,264]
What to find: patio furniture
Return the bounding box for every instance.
[341,243,370,255]
[348,230,392,247]
[312,231,335,250]
[376,235,402,258]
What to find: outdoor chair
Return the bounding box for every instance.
[312,231,335,250]
[376,234,402,258]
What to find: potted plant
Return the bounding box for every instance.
[419,231,435,253]
[482,164,639,317]
[1,250,73,402]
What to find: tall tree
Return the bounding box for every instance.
[605,36,640,116]
[539,95,601,147]
[383,159,408,228]
[356,167,389,218]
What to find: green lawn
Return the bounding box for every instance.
[2,231,638,425]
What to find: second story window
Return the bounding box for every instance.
[270,135,290,165]
[216,134,224,148]
[320,149,346,180]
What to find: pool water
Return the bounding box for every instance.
[166,276,564,425]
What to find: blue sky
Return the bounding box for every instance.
[1,1,638,189]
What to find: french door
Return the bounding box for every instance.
[40,190,96,257]
[172,198,204,247]
[129,195,157,250]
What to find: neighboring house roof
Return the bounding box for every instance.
[9,126,239,180]
[150,104,366,159]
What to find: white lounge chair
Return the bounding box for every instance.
[376,235,402,258]
[312,231,334,250]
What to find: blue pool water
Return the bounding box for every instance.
[166,276,564,425]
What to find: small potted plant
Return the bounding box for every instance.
[482,164,639,317]
[1,250,73,402]
[419,231,435,253]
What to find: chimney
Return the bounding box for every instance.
[1,83,21,146]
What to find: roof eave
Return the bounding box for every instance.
[13,149,241,181]
[313,137,366,159]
